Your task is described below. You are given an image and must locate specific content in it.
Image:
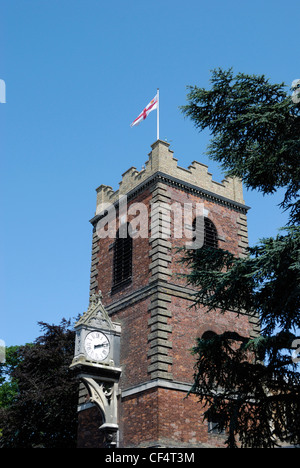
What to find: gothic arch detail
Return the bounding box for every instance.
[81,376,118,447]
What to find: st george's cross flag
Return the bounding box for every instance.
[130,92,159,128]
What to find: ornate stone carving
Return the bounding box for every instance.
[81,376,119,448]
[71,291,122,447]
[100,425,118,448]
[75,291,115,331]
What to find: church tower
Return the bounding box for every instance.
[72,140,259,448]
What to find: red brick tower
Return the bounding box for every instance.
[74,140,259,448]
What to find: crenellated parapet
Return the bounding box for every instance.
[95,140,245,215]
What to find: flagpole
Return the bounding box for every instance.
[157,88,159,141]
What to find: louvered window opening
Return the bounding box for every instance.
[112,224,132,291]
[193,217,218,249]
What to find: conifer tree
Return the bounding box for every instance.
[181,69,300,448]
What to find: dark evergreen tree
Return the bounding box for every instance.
[0,319,78,448]
[181,69,300,448]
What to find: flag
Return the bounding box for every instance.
[130,93,158,127]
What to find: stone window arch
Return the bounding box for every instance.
[201,330,218,341]
[192,216,218,249]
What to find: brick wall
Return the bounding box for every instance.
[77,406,105,448]
[169,296,253,384]
[120,387,226,448]
[116,297,152,389]
[90,188,152,305]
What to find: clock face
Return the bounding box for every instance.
[84,331,110,362]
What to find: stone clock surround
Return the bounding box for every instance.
[70,292,122,447]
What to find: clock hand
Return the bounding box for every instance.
[94,343,108,349]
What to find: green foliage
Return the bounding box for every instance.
[0,319,78,448]
[184,227,300,335]
[181,69,300,448]
[184,231,300,447]
[0,345,25,409]
[191,329,300,448]
[181,68,300,223]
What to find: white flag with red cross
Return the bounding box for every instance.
[130,90,159,139]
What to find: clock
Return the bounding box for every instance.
[84,331,110,362]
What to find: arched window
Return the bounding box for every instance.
[112,223,132,292]
[202,330,218,341]
[192,216,218,249]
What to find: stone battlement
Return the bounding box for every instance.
[95,140,245,214]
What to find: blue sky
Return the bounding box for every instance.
[0,0,297,347]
